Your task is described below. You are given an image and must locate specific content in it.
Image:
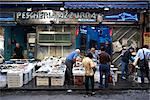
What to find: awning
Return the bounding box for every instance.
[0,22,16,26]
[64,2,149,9]
[0,2,63,8]
[0,2,63,5]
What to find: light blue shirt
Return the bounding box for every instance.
[135,48,150,60]
[66,51,78,61]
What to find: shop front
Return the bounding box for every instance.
[0,0,149,89]
[0,1,149,62]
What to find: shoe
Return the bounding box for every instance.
[91,92,96,95]
[84,94,89,98]
[67,89,72,93]
[139,83,144,87]
[122,76,126,80]
[99,85,104,88]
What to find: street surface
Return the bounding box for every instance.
[1,90,150,100]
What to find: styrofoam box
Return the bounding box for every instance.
[73,67,85,76]
[51,76,65,86]
[36,77,49,86]
[0,75,7,88]
[94,71,100,83]
[23,72,29,84]
[32,67,36,78]
[28,70,32,81]
[7,71,23,88]
[23,68,33,84]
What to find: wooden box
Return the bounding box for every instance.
[73,76,84,85]
[36,77,50,86]
[51,76,65,86]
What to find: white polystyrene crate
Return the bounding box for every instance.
[23,73,29,84]
[94,71,100,83]
[73,67,85,76]
[7,78,23,88]
[0,75,7,88]
[27,63,35,79]
[7,70,23,88]
[32,66,36,78]
[28,70,32,81]
[51,76,65,86]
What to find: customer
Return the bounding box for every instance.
[65,49,80,93]
[99,47,111,88]
[134,45,150,84]
[90,47,99,60]
[82,53,96,96]
[121,47,134,80]
[13,43,24,59]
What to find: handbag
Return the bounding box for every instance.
[92,67,96,73]
[108,74,113,83]
[138,49,148,70]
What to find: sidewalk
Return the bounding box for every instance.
[1,76,150,92]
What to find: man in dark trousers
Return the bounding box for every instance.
[65,49,80,93]
[121,47,134,80]
[135,45,150,84]
[99,47,111,88]
[13,43,24,59]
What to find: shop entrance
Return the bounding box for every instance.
[4,26,36,60]
[76,25,112,54]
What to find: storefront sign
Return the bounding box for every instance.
[104,12,138,21]
[144,32,150,47]
[16,10,101,24]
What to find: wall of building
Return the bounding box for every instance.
[36,25,77,59]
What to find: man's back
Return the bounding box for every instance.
[136,48,150,60]
[99,52,110,64]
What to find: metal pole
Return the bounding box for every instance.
[61,45,63,57]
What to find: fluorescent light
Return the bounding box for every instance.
[104,7,109,11]
[27,8,32,11]
[60,7,65,11]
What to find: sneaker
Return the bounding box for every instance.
[91,92,96,95]
[122,76,126,80]
[84,95,89,98]
[67,89,72,93]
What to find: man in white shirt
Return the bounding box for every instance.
[134,45,150,84]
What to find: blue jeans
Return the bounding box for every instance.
[99,63,110,88]
[121,60,128,78]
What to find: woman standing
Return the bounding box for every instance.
[82,53,96,96]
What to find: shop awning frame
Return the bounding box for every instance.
[0,2,63,5]
[64,1,149,10]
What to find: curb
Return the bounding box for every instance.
[1,87,150,92]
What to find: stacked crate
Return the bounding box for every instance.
[36,76,50,86]
[0,75,7,88]
[72,67,85,85]
[50,66,66,86]
[51,76,65,86]
[23,63,35,84]
[7,70,23,88]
